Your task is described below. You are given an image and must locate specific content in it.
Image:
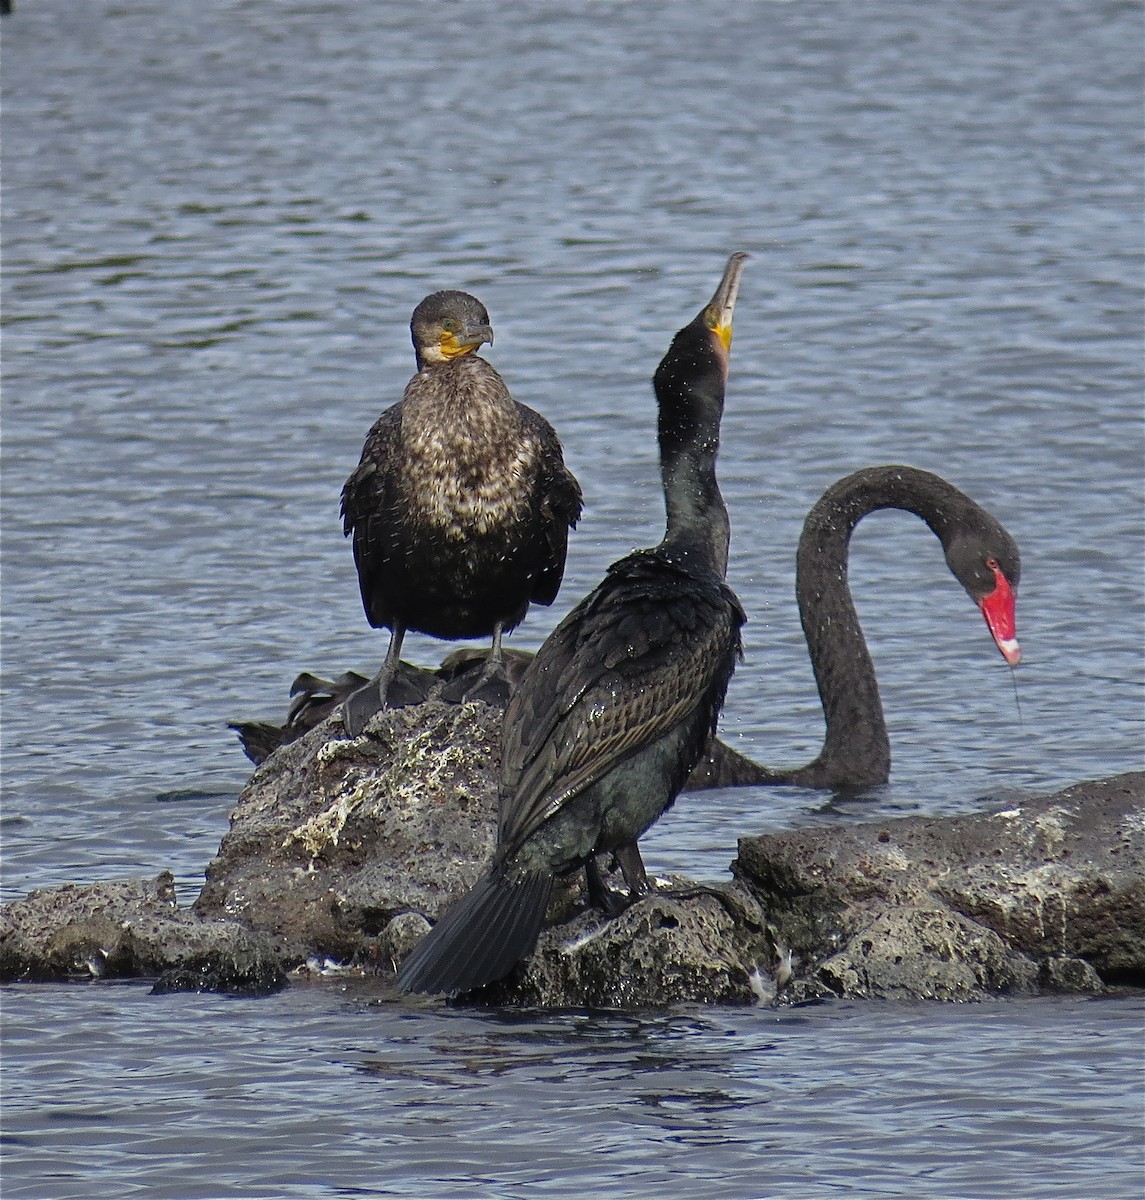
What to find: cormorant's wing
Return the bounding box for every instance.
[499,551,743,850]
[517,404,584,607]
[340,404,402,629]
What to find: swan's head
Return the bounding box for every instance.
[945,529,1022,666]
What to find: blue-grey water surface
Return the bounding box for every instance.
[2,1,1142,1196]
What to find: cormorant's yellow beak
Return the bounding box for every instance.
[711,314,734,352]
[702,252,747,352]
[439,323,494,359]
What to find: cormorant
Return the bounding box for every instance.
[340,290,583,736]
[397,253,748,996]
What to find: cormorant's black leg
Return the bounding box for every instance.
[342,625,407,736]
[584,857,629,917]
[583,844,654,917]
[615,843,651,899]
[439,623,512,707]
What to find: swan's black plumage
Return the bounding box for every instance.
[398,254,748,996]
[748,464,1022,790]
[340,290,582,735]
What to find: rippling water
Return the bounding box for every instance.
[2,1,1142,1195]
[3,983,1143,1200]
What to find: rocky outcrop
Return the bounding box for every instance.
[227,657,771,791]
[1,693,1141,1005]
[735,772,1144,1001]
[0,872,284,994]
[197,699,503,966]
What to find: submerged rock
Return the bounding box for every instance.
[1,689,1141,1005]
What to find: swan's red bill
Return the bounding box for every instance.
[978,564,1021,666]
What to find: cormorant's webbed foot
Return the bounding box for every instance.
[341,663,432,736]
[647,881,761,926]
[342,678,387,737]
[584,846,755,922]
[437,659,512,708]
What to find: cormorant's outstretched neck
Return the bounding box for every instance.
[398,254,749,997]
[751,465,1021,790]
[340,290,582,735]
[653,281,735,576]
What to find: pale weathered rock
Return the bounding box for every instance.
[2,687,1141,1006]
[195,699,502,963]
[734,771,1144,1001]
[0,872,284,993]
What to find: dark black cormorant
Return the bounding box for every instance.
[397,253,749,996]
[340,290,583,736]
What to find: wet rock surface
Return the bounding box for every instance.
[0,872,285,994]
[735,771,1144,1001]
[2,694,1141,1005]
[480,882,776,1008]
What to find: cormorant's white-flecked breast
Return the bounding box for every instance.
[400,357,540,539]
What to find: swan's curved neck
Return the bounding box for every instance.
[788,466,969,789]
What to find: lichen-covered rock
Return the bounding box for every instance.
[2,678,1141,1008]
[194,699,502,963]
[0,872,285,994]
[478,883,775,1008]
[735,771,1144,1001]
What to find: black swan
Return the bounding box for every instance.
[688,464,1021,791]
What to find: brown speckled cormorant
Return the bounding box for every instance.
[724,465,1022,791]
[340,290,583,736]
[397,253,748,996]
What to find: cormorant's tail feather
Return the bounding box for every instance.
[396,869,553,996]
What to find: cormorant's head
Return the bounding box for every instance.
[651,254,747,573]
[410,290,494,367]
[653,252,748,412]
[695,250,747,357]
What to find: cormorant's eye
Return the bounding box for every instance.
[441,319,457,334]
